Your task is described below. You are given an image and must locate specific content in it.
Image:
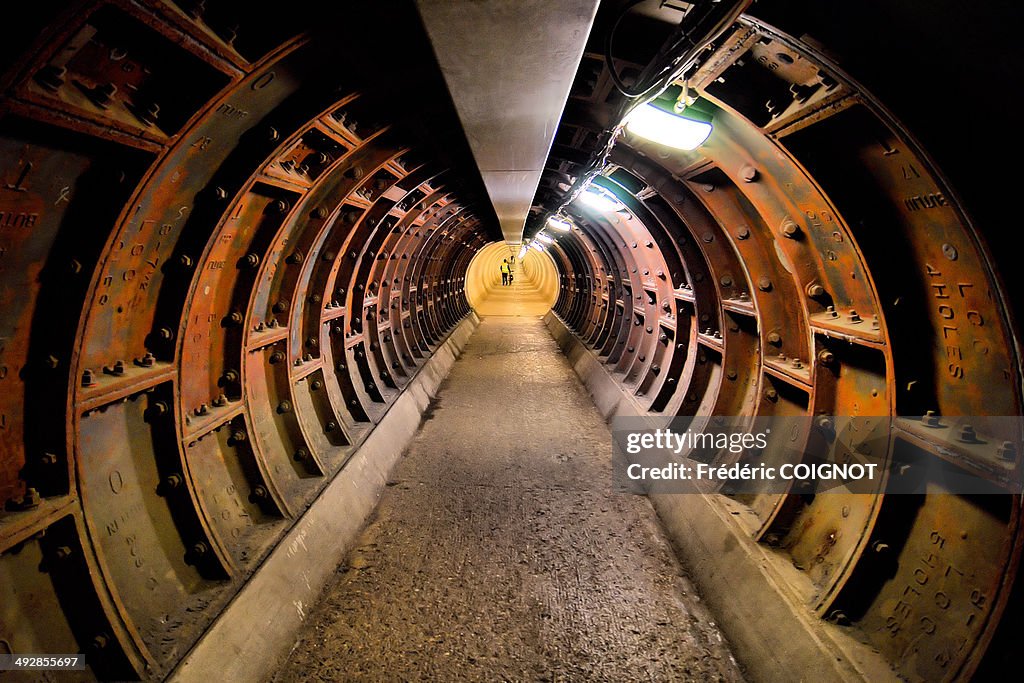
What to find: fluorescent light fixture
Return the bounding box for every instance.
[530,241,545,252]
[624,102,713,150]
[517,245,527,259]
[579,185,625,212]
[535,232,555,244]
[547,215,572,231]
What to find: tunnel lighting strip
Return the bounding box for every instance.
[623,102,713,150]
[547,215,573,231]
[535,233,555,244]
[578,184,626,212]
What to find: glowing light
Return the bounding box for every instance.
[530,241,545,252]
[547,215,572,231]
[517,245,528,259]
[535,232,555,244]
[579,185,625,212]
[624,103,713,150]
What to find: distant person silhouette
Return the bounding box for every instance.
[500,259,510,286]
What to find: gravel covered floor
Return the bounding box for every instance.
[272,316,746,682]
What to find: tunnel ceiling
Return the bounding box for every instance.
[0,1,1022,681]
[416,0,600,245]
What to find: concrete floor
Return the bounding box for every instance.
[272,312,745,682]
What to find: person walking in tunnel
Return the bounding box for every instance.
[500,258,510,286]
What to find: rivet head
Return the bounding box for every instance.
[781,218,800,238]
[757,276,773,292]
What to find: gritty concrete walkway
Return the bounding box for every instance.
[273,317,745,682]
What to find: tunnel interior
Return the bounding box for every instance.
[464,241,559,317]
[0,1,1022,681]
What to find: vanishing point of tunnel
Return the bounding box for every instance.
[0,2,1022,682]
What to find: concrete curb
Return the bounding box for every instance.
[169,313,480,683]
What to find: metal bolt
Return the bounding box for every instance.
[871,540,890,553]
[736,226,750,240]
[922,410,941,427]
[230,429,246,443]
[277,400,292,414]
[720,275,733,287]
[958,424,978,443]
[817,349,836,365]
[791,358,803,369]
[134,100,160,126]
[942,243,958,261]
[179,254,193,268]
[273,301,288,314]
[90,83,117,109]
[758,276,773,292]
[847,309,863,324]
[767,332,782,345]
[806,283,825,298]
[269,351,285,364]
[294,448,309,462]
[325,421,338,432]
[781,218,800,238]
[726,369,738,380]
[228,311,244,326]
[997,441,1016,461]
[165,473,183,489]
[214,187,228,201]
[251,486,268,499]
[191,542,208,557]
[82,369,96,387]
[244,253,260,268]
[34,64,66,91]
[53,545,73,561]
[21,488,41,508]
[740,164,758,182]
[765,388,778,401]
[91,634,110,651]
[286,252,303,264]
[195,403,209,416]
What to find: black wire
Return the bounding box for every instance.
[604,0,652,98]
[604,0,736,99]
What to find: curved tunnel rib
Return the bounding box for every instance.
[0,2,1021,682]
